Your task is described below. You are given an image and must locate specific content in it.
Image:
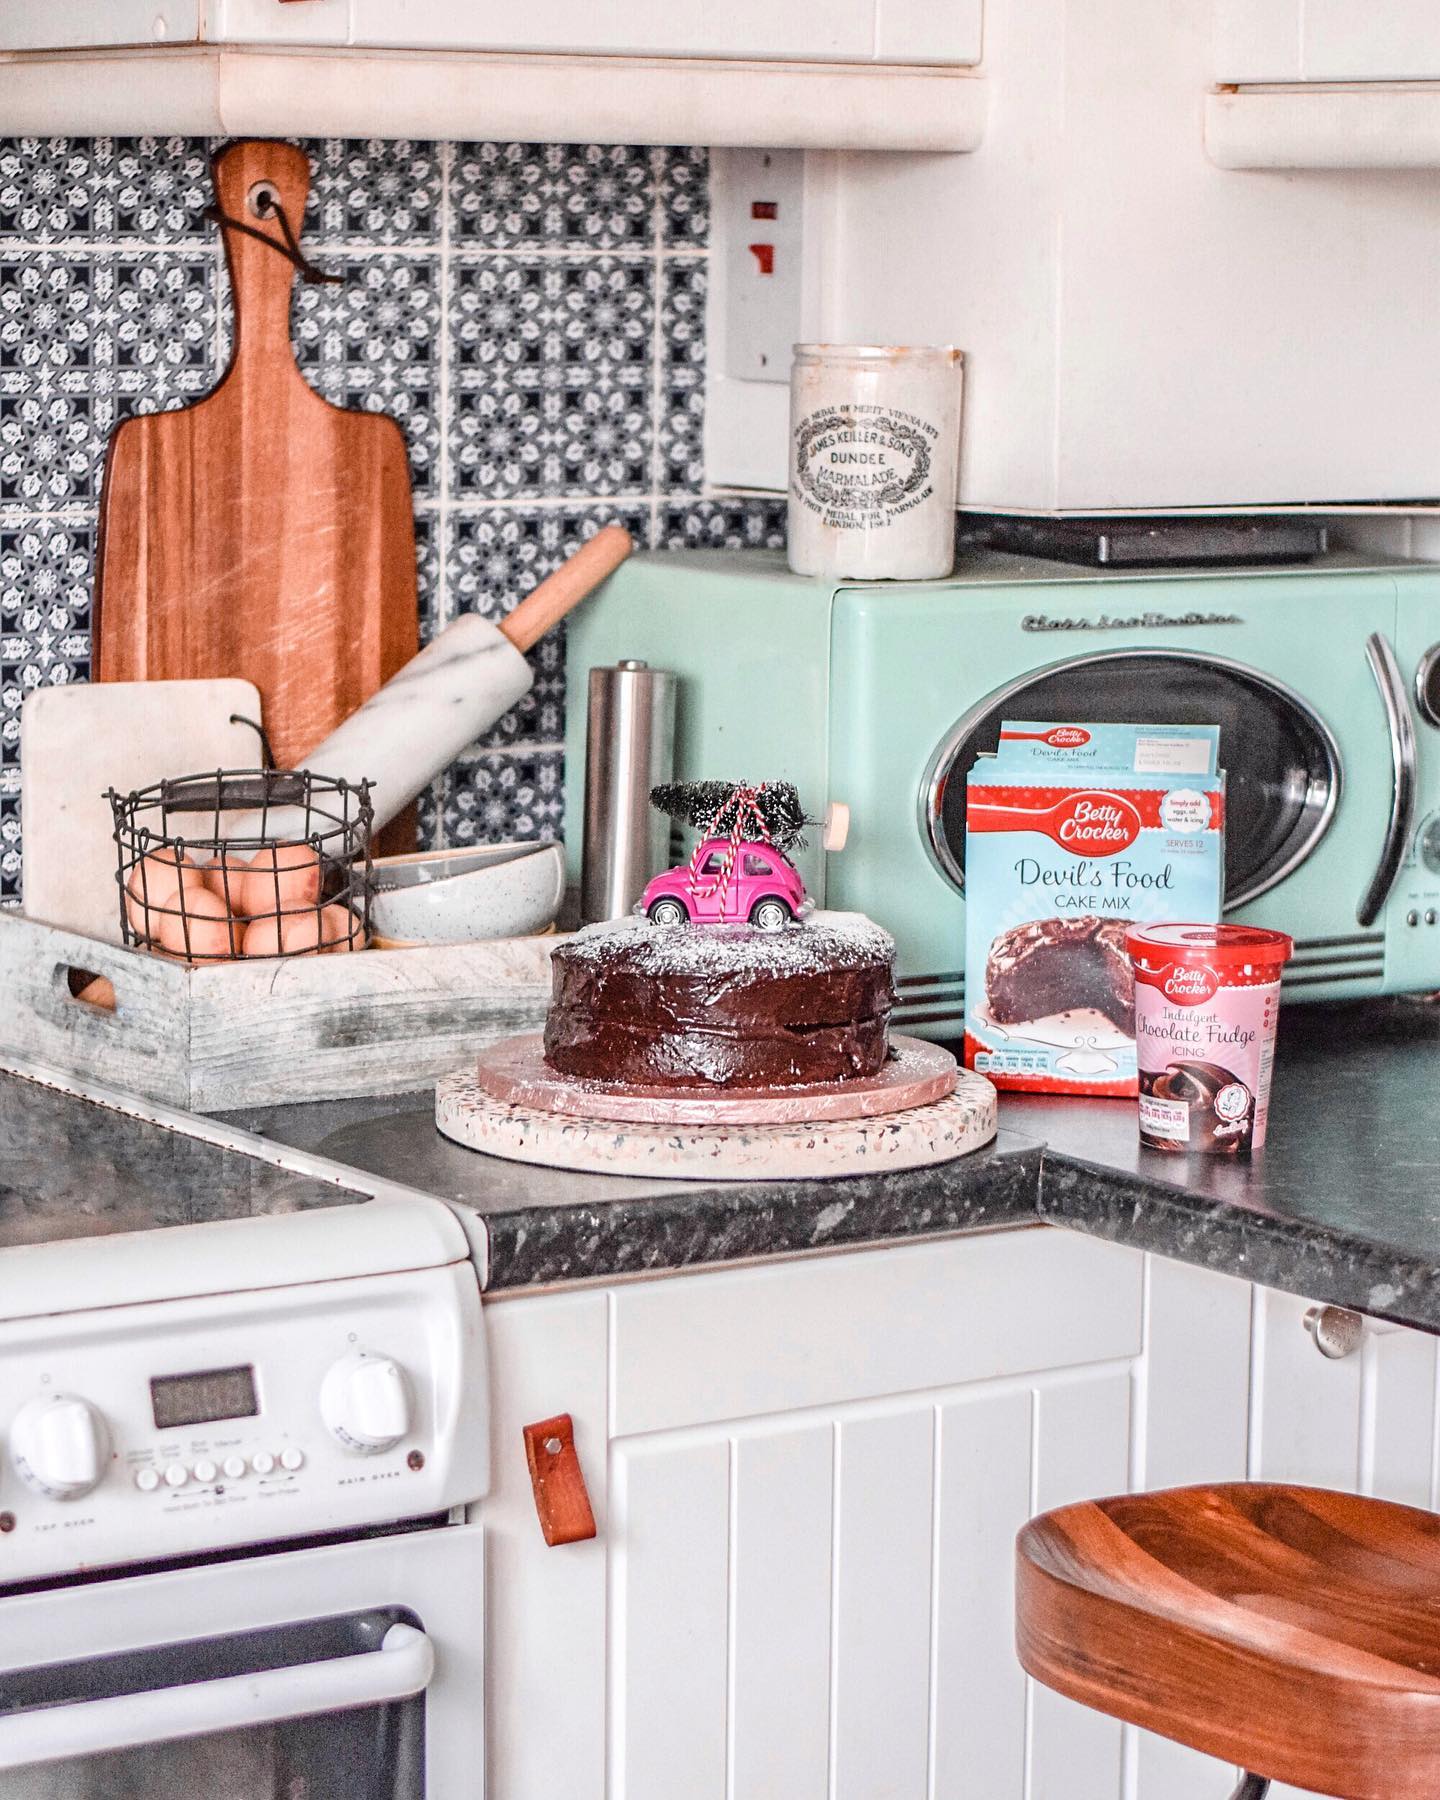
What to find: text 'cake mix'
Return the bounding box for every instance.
[964,722,1225,1095]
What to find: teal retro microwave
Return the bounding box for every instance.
[564,548,1440,1039]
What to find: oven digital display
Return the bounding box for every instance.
[150,1365,259,1431]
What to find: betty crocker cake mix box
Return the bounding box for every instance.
[964,721,1225,1095]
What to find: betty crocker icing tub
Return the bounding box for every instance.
[1126,924,1293,1155]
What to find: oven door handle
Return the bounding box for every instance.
[1357,631,1417,928]
[0,1621,433,1773]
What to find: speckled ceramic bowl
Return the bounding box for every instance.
[369,841,565,945]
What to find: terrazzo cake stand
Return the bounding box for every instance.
[434,1035,998,1180]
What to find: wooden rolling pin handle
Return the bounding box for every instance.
[499,525,634,654]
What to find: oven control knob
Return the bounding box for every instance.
[10,1394,109,1500]
[320,1352,411,1455]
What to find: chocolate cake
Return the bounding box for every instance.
[543,914,896,1089]
[985,916,1133,1030]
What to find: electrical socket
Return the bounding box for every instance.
[721,148,804,385]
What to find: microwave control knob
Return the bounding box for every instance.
[10,1394,109,1500]
[320,1351,411,1455]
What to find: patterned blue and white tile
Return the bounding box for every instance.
[437,748,565,847]
[656,255,706,493]
[1,791,20,903]
[450,142,656,252]
[301,138,443,247]
[449,255,654,499]
[658,495,787,551]
[0,137,212,244]
[0,249,219,505]
[658,146,709,251]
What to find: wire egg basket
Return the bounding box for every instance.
[108,769,374,963]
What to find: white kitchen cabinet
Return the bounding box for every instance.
[0,1,198,51]
[1216,0,1440,82]
[477,1229,1265,1800]
[207,0,983,64]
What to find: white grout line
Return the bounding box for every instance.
[0,237,707,263]
[646,148,668,551]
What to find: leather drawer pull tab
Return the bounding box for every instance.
[523,1414,597,1547]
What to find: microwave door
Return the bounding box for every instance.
[921,648,1341,911]
[0,1610,429,1800]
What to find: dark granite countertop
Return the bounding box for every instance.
[1014,997,1440,1332]
[212,997,1440,1325]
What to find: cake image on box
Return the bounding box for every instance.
[964,722,1225,1096]
[985,916,1134,1033]
[543,912,896,1090]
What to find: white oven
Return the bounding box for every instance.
[0,1520,484,1798]
[0,1060,494,1800]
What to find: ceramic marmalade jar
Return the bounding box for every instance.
[787,344,964,581]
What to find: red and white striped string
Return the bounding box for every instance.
[686,783,772,901]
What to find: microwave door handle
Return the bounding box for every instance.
[0,1621,433,1774]
[1357,631,1417,928]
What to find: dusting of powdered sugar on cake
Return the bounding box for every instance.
[559,910,895,980]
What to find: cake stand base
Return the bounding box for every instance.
[434,1064,998,1181]
[473,1033,959,1126]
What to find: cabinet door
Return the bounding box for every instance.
[1305,0,1440,80]
[1215,0,1440,81]
[1250,1287,1440,1800]
[0,1,198,51]
[340,0,981,63]
[1252,1285,1440,1504]
[610,1366,1134,1800]
[479,1287,610,1800]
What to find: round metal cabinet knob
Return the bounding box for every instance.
[1304,1305,1365,1359]
[10,1394,110,1500]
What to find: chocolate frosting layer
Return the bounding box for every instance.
[544,915,896,1089]
[986,916,1134,1031]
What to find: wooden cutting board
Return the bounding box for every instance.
[92,139,419,775]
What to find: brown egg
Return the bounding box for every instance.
[241,914,288,959]
[203,848,254,912]
[238,843,322,920]
[124,849,206,939]
[155,884,240,963]
[318,904,366,953]
[279,910,326,957]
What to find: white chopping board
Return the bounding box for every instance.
[20,680,263,943]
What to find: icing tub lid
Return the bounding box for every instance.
[1126,922,1294,972]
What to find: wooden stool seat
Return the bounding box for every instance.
[1016,1483,1440,1800]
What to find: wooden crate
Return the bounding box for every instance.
[0,910,560,1112]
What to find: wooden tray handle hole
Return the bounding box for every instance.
[59,965,118,1013]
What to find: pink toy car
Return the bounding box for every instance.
[641,838,810,930]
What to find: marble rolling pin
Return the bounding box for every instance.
[227,524,633,841]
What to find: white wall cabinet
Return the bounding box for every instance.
[0,2,199,51]
[1216,0,1440,83]
[345,0,979,63]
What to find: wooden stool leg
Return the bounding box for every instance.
[1229,1777,1269,1800]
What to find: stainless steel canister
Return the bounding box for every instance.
[581,661,677,923]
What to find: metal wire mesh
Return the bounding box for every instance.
[108,769,374,963]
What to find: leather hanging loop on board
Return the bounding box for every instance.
[202,191,342,287]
